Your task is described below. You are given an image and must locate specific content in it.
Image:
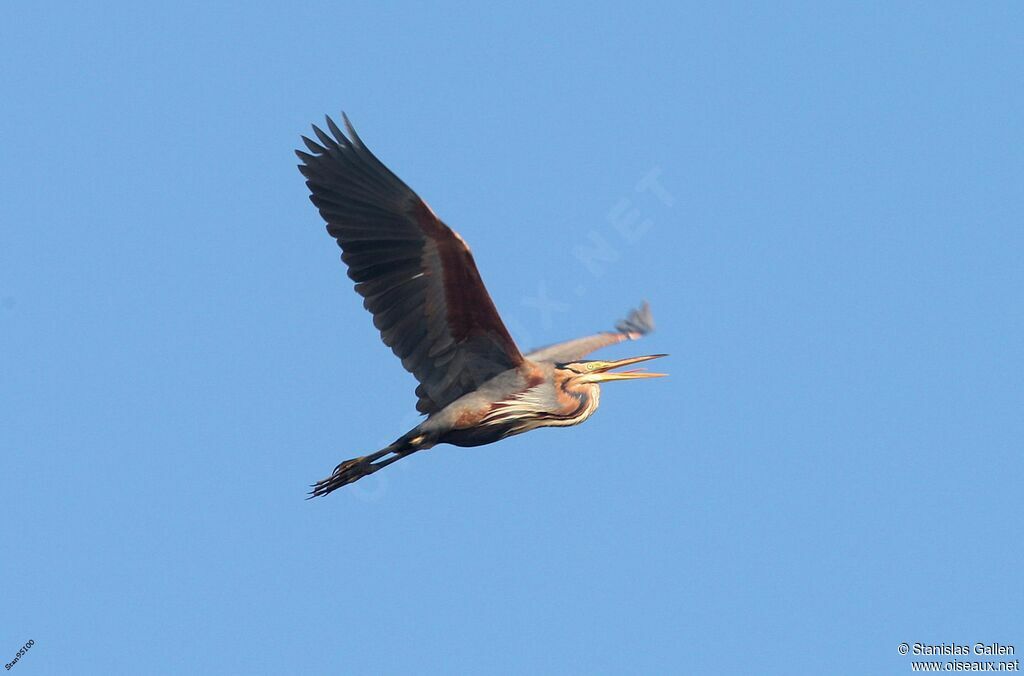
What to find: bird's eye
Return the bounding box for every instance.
[586,363,598,371]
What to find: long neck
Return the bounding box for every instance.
[482,371,601,434]
[551,376,601,427]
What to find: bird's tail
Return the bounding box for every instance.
[308,433,427,498]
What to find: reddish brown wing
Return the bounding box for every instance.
[297,114,523,414]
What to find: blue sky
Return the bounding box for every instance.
[2,2,1022,674]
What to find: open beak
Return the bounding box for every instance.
[586,354,668,383]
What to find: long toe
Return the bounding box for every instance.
[309,458,371,498]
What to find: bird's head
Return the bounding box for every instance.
[559,354,668,385]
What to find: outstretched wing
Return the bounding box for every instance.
[297,114,523,414]
[526,302,655,363]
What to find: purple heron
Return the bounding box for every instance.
[297,114,667,497]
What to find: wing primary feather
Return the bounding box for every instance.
[298,112,524,413]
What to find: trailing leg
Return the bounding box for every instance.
[308,432,431,498]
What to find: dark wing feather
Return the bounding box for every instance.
[526,302,655,363]
[297,114,523,414]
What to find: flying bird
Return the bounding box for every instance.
[297,114,666,497]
